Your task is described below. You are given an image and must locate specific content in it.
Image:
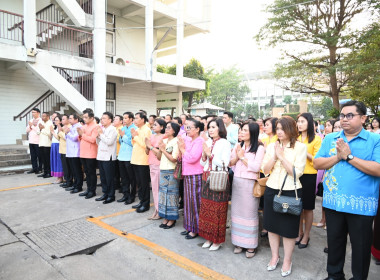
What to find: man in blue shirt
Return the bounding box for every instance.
[314,100,380,280]
[117,112,137,205]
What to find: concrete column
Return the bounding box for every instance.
[145,0,154,81]
[23,0,36,50]
[93,0,106,116]
[176,90,183,116]
[176,0,184,80]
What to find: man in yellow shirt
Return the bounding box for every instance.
[131,112,152,213]
[37,112,54,178]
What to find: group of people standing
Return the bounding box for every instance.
[26,100,379,279]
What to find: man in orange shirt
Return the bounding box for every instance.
[77,108,98,198]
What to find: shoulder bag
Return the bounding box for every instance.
[209,161,229,192]
[273,167,302,216]
[253,175,268,198]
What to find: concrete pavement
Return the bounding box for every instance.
[0,173,378,280]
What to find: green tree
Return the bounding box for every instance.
[283,95,293,104]
[346,23,380,116]
[232,103,259,120]
[256,0,380,110]
[208,67,250,111]
[157,59,210,112]
[308,96,335,120]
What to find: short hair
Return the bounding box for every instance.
[188,118,204,133]
[95,117,100,124]
[135,112,148,123]
[248,117,256,122]
[139,109,147,115]
[201,116,208,121]
[71,114,80,120]
[165,114,173,120]
[62,114,69,119]
[341,100,366,115]
[174,117,182,125]
[32,107,40,113]
[208,114,218,119]
[168,122,181,137]
[103,112,114,122]
[223,111,234,119]
[155,119,167,134]
[115,114,123,121]
[82,108,94,118]
[276,116,299,148]
[207,118,227,139]
[180,114,189,120]
[326,119,336,128]
[149,114,157,119]
[123,112,134,119]
[42,112,50,117]
[264,117,278,135]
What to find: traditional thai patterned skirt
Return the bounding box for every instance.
[183,174,203,233]
[158,170,179,220]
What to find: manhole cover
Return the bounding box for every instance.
[24,218,115,258]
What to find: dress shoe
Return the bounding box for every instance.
[79,191,89,197]
[37,173,46,177]
[136,205,150,213]
[65,186,75,191]
[323,277,346,280]
[70,188,82,194]
[95,194,108,201]
[202,241,212,248]
[27,170,36,174]
[60,182,67,187]
[159,222,168,228]
[125,198,135,205]
[281,263,292,277]
[295,234,304,245]
[103,197,115,204]
[210,243,222,251]
[324,247,329,254]
[85,192,96,199]
[62,184,71,189]
[43,174,52,178]
[260,231,268,238]
[185,233,198,240]
[298,238,310,249]
[117,195,128,203]
[180,230,190,236]
[163,221,176,229]
[132,202,143,209]
[267,258,280,271]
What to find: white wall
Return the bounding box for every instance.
[108,76,157,116]
[0,62,49,145]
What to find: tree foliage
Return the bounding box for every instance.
[346,23,380,116]
[308,96,335,120]
[157,58,210,112]
[256,0,380,110]
[207,67,250,111]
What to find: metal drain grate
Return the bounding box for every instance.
[24,218,115,258]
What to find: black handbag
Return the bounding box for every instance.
[273,167,302,216]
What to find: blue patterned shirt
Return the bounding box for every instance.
[315,129,380,216]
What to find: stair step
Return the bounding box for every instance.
[0,146,29,155]
[0,164,33,175]
[0,154,30,161]
[0,159,31,167]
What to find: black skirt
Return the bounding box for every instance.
[263,187,302,238]
[299,174,317,210]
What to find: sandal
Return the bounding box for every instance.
[246,249,256,258]
[233,246,243,254]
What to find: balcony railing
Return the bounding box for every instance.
[53,67,94,101]
[36,4,65,24]
[77,0,93,15]
[36,19,93,58]
[0,9,24,43]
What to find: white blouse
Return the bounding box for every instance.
[200,138,231,172]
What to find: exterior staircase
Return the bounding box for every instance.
[0,145,31,175]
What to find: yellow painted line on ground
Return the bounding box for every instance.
[97,203,154,220]
[88,217,233,280]
[0,182,53,192]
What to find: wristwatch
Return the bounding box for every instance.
[150,146,154,151]
[240,157,245,161]
[346,154,354,161]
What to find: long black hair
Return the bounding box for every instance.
[53,115,62,129]
[240,122,262,153]
[298,112,315,143]
[155,119,167,134]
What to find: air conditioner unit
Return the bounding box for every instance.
[115,58,125,66]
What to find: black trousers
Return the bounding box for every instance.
[325,208,374,280]
[60,154,72,186]
[39,146,51,175]
[29,143,42,172]
[179,179,184,208]
[114,160,121,190]
[98,160,115,198]
[67,157,83,189]
[119,160,136,198]
[132,164,150,206]
[81,158,97,193]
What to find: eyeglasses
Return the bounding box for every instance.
[339,113,361,120]
[186,126,195,130]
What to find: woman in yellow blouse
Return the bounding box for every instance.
[296,113,322,249]
[261,118,278,147]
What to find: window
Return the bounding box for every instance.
[106,82,116,114]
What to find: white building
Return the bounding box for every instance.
[0,0,209,145]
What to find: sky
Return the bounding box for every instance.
[158,0,281,74]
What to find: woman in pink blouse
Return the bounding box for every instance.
[178,119,205,239]
[145,119,166,220]
[229,122,265,258]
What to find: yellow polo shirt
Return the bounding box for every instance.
[131,124,152,165]
[297,134,322,174]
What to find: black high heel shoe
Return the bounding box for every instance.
[295,234,304,245]
[163,221,176,229]
[159,222,168,228]
[180,230,190,236]
[298,238,310,249]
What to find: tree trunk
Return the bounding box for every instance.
[187,93,194,113]
[329,47,340,110]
